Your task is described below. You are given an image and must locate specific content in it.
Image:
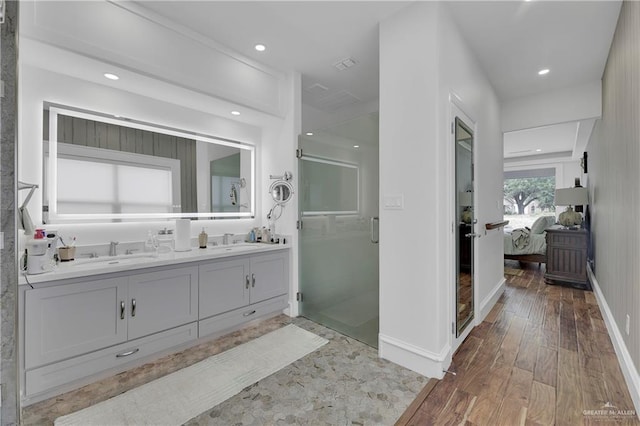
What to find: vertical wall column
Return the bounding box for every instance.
[1,1,19,425]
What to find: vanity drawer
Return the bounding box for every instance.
[25,323,197,398]
[198,296,288,339]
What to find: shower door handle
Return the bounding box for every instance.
[370,217,379,244]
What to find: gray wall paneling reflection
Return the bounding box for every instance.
[44,112,198,212]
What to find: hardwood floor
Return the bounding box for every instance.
[398,261,639,425]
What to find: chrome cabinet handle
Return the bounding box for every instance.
[243,310,256,317]
[251,274,256,288]
[120,301,125,320]
[465,233,478,238]
[370,217,379,244]
[116,348,139,358]
[245,275,250,289]
[131,298,136,317]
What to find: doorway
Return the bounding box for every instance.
[297,113,379,347]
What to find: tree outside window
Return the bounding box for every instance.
[504,175,555,228]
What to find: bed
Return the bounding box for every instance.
[504,216,558,264]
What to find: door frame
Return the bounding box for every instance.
[449,95,478,353]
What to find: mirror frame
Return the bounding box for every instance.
[269,180,294,205]
[45,104,256,222]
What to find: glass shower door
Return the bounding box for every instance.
[298,113,379,347]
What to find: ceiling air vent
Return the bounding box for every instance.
[333,57,357,71]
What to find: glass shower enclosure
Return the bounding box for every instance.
[298,113,379,347]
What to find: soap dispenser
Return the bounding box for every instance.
[144,231,156,253]
[199,228,208,249]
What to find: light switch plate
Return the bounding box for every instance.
[383,194,404,210]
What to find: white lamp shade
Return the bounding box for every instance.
[555,187,589,206]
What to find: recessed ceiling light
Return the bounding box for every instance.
[536,148,542,152]
[255,44,266,52]
[305,132,313,136]
[353,145,360,148]
[538,68,550,76]
[231,111,241,116]
[104,73,119,80]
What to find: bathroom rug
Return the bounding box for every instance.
[54,324,328,426]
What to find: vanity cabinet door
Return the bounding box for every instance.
[24,277,128,369]
[199,258,251,319]
[127,266,198,340]
[249,252,289,304]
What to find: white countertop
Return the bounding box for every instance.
[20,243,290,285]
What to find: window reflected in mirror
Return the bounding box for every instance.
[43,104,255,222]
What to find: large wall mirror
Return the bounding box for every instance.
[43,103,255,222]
[455,115,475,338]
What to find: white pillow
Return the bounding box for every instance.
[531,216,554,234]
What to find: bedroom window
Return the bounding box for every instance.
[503,169,555,229]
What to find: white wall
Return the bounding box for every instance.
[501,81,602,133]
[20,1,286,116]
[379,2,503,378]
[260,71,301,315]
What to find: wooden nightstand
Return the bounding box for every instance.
[544,228,590,289]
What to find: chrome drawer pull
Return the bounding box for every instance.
[243,310,256,317]
[120,301,125,320]
[251,273,256,288]
[131,298,136,317]
[116,348,139,358]
[245,275,250,289]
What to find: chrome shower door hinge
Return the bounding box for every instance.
[296,220,303,230]
[296,148,303,159]
[296,292,303,302]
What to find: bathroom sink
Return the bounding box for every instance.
[208,243,264,253]
[69,253,159,268]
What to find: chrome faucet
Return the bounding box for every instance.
[223,233,233,245]
[109,241,119,256]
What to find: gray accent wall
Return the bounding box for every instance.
[587,1,640,374]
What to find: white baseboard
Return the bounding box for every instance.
[588,265,640,415]
[477,277,506,323]
[379,334,450,379]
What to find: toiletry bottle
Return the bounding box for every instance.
[199,228,208,249]
[144,231,156,253]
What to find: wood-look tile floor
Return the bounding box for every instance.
[399,261,639,426]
